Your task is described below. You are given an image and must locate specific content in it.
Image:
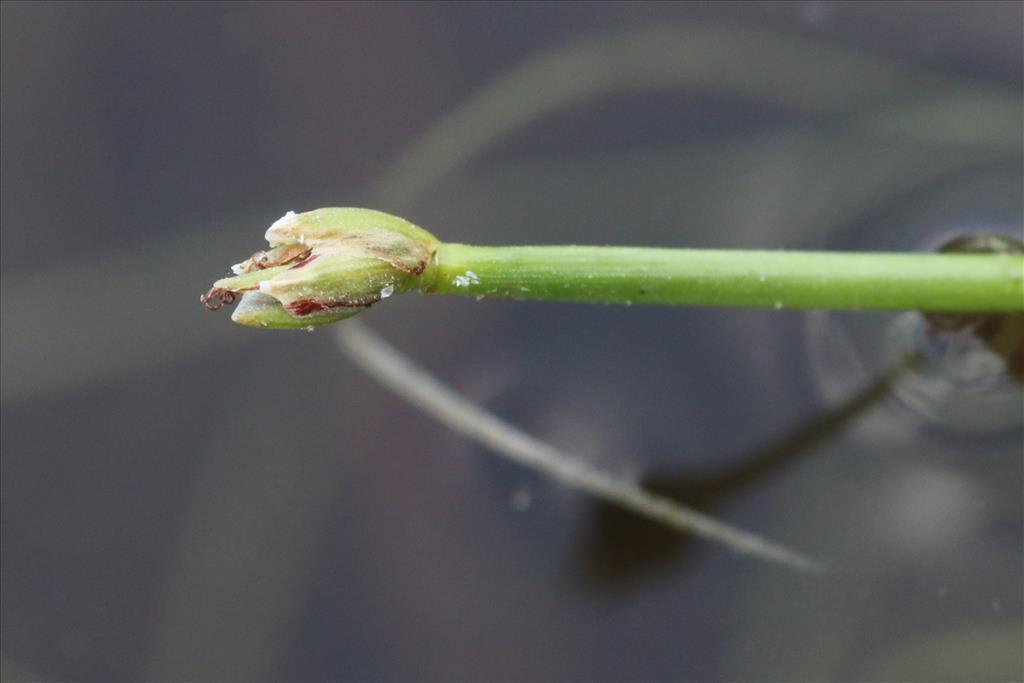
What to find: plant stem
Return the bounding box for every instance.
[423,244,1024,312]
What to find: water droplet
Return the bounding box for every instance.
[475,295,485,301]
[379,284,395,298]
[624,300,633,306]
[774,301,784,310]
[304,325,315,332]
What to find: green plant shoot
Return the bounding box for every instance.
[202,208,1024,329]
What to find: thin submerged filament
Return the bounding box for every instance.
[335,321,824,574]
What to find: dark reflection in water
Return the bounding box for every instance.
[580,355,920,589]
[583,230,1024,590]
[922,309,1024,387]
[926,234,1024,382]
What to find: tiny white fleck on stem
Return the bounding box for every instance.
[453,270,481,287]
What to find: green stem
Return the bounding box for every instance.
[423,244,1024,312]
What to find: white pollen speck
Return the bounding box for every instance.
[774,301,784,309]
[453,270,480,287]
[270,210,296,228]
[379,284,395,298]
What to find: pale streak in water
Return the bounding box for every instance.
[336,321,824,574]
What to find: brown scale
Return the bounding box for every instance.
[202,244,313,311]
[200,288,236,311]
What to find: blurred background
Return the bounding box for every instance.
[2,2,1022,681]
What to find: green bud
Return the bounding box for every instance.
[231,292,360,329]
[201,208,439,329]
